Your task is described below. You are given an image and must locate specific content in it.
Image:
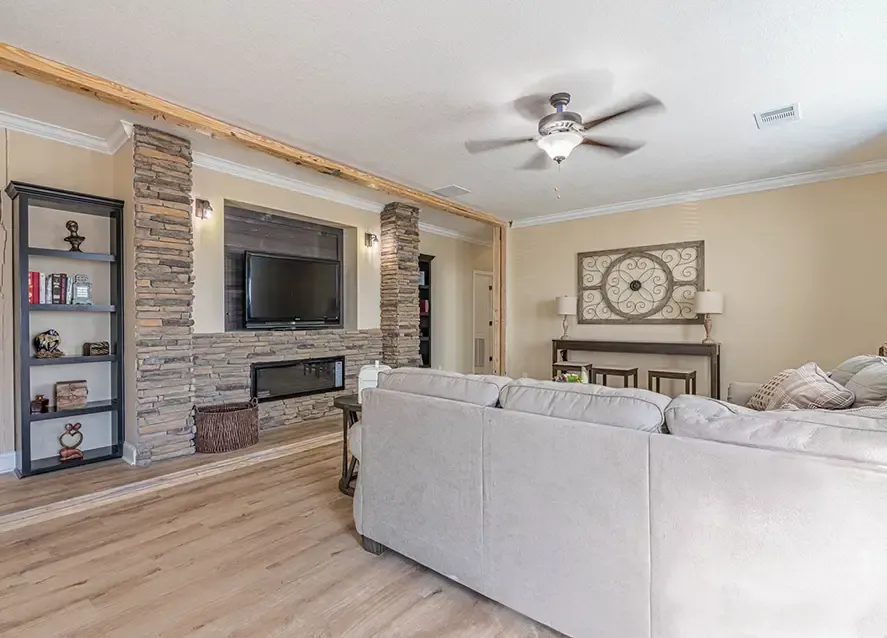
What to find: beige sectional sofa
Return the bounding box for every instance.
[351,368,887,638]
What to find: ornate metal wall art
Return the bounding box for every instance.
[578,240,704,324]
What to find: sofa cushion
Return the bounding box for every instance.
[767,362,854,410]
[830,355,887,386]
[667,395,887,465]
[665,394,756,429]
[746,369,793,411]
[377,367,510,407]
[499,379,671,432]
[844,361,887,407]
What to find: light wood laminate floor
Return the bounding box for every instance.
[0,440,561,637]
[0,418,339,516]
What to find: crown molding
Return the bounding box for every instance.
[0,109,110,153]
[418,221,492,246]
[512,159,887,228]
[0,110,490,245]
[192,153,492,245]
[191,152,384,213]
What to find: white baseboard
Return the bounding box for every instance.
[123,442,138,466]
[0,452,16,474]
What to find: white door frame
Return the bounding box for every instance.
[473,270,494,374]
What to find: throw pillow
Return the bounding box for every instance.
[768,362,855,411]
[830,355,887,386]
[844,362,887,407]
[747,369,793,411]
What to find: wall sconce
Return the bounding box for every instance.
[364,233,379,248]
[194,198,213,220]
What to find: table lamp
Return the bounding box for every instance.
[556,296,577,339]
[694,290,724,344]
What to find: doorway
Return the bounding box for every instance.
[473,271,494,374]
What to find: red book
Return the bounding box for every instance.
[28,271,35,303]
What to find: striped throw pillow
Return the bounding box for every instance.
[747,369,793,411]
[768,362,855,411]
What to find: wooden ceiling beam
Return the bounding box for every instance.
[0,43,506,228]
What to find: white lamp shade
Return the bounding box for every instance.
[537,132,583,161]
[557,296,577,316]
[694,291,724,315]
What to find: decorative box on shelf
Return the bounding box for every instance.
[55,380,88,410]
[83,341,110,356]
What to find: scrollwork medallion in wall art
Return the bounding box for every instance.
[578,241,704,324]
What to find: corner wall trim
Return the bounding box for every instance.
[511,159,887,228]
[0,452,15,474]
[122,442,138,466]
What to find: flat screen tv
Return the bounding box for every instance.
[245,252,341,329]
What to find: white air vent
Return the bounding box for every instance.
[431,184,471,198]
[754,103,801,129]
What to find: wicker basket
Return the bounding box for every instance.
[194,400,259,453]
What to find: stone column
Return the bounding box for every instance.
[132,125,195,464]
[380,202,421,367]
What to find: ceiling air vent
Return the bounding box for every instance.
[431,184,471,198]
[754,103,801,129]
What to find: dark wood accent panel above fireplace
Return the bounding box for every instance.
[224,204,343,331]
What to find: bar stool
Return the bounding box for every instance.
[648,369,697,395]
[592,366,638,388]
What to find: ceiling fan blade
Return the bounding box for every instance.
[465,138,535,154]
[513,93,552,122]
[581,137,645,156]
[582,94,663,130]
[519,150,551,171]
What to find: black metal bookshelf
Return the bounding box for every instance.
[418,253,434,368]
[7,182,125,478]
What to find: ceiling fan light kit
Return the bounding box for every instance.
[537,131,583,163]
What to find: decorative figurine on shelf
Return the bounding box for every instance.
[33,329,64,358]
[30,394,49,414]
[63,220,85,252]
[71,274,93,305]
[82,341,110,356]
[58,422,84,462]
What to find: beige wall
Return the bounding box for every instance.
[419,231,493,373]
[0,131,117,454]
[191,167,382,333]
[508,172,887,395]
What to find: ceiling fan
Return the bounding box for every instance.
[465,92,663,168]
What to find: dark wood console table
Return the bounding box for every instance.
[552,339,722,399]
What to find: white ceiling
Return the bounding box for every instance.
[2,0,887,222]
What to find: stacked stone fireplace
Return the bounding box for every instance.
[131,125,418,465]
[192,330,382,429]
